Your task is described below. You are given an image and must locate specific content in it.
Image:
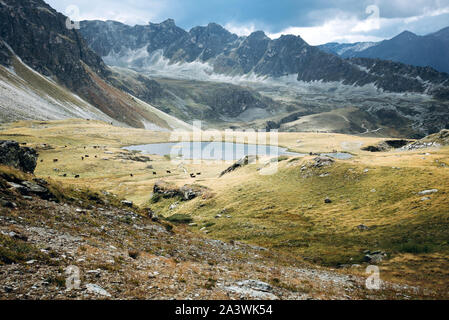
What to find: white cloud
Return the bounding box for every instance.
[48,0,169,25]
[267,18,384,45]
[267,5,449,45]
[224,22,257,36]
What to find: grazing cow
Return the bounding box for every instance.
[196,172,202,175]
[53,159,58,163]
[81,157,84,160]
[130,174,134,177]
[166,170,171,174]
[85,155,89,158]
[153,172,157,175]
[74,175,80,178]
[190,174,196,178]
[95,155,97,158]
[63,174,67,177]
[40,160,43,163]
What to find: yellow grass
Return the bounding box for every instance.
[1,119,448,292]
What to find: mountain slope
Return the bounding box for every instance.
[324,28,449,74]
[318,42,379,58]
[0,53,119,124]
[80,20,449,97]
[0,0,190,130]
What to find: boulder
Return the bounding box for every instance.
[153,181,206,201]
[220,155,258,177]
[0,140,38,173]
[357,224,369,231]
[363,251,387,264]
[312,156,334,168]
[120,200,133,207]
[418,189,438,195]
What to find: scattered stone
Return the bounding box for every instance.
[357,224,369,231]
[153,181,207,201]
[418,189,438,195]
[1,200,17,208]
[22,181,48,194]
[8,231,28,241]
[312,156,334,168]
[237,280,273,292]
[87,270,101,277]
[363,252,387,264]
[121,200,133,207]
[128,250,140,259]
[169,202,179,210]
[85,284,111,297]
[223,280,278,300]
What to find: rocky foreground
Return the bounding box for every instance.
[0,140,434,300]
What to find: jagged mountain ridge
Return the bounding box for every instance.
[0,0,190,130]
[318,42,379,58]
[320,27,449,74]
[80,19,449,97]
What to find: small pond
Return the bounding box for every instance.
[123,142,353,161]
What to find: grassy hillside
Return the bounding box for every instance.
[1,119,448,295]
[0,55,191,131]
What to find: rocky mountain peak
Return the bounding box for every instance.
[158,18,176,27]
[393,30,418,41]
[247,30,269,41]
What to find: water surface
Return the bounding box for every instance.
[123,142,353,161]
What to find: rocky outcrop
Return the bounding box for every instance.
[402,129,449,150]
[0,0,174,129]
[362,140,411,152]
[0,140,38,173]
[0,0,109,89]
[363,251,387,264]
[152,181,206,201]
[219,155,258,177]
[312,156,335,168]
[79,20,449,97]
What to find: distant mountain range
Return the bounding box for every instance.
[1,0,449,137]
[80,20,449,97]
[319,27,449,74]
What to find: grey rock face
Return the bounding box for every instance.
[0,140,38,173]
[312,157,335,168]
[153,181,205,201]
[80,20,449,97]
[219,155,258,177]
[347,29,449,74]
[0,0,109,89]
[363,251,387,264]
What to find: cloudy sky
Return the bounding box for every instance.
[47,0,449,45]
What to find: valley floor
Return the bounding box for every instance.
[1,119,448,299]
